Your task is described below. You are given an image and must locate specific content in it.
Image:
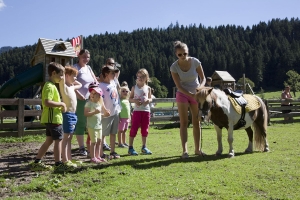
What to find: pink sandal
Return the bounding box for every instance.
[90,158,101,164]
[96,157,108,162]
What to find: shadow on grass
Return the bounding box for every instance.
[0,147,263,179]
[108,151,254,170]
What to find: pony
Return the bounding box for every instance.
[195,87,269,157]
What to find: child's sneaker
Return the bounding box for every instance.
[65,160,78,167]
[103,143,111,151]
[118,144,125,148]
[110,152,121,159]
[30,161,52,171]
[79,148,87,156]
[128,148,138,156]
[101,153,109,160]
[54,162,76,173]
[141,147,152,155]
[123,143,129,147]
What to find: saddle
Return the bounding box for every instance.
[224,89,260,129]
[224,88,247,105]
[224,89,247,129]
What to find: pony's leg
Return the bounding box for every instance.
[227,126,234,157]
[215,125,223,156]
[264,138,270,152]
[245,127,253,153]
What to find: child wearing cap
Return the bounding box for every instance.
[84,86,110,163]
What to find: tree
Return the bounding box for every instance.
[148,77,168,98]
[284,70,300,97]
[237,77,255,93]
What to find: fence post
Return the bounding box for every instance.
[17,98,25,137]
[264,99,270,125]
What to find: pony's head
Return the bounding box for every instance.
[195,87,213,113]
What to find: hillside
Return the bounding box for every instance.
[0,46,13,54]
[0,18,300,98]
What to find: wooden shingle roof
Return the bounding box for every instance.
[37,38,77,57]
[211,71,235,82]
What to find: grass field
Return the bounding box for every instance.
[0,122,299,199]
[1,90,299,199]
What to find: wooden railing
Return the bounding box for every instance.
[264,99,300,124]
[0,98,44,137]
[1,98,299,137]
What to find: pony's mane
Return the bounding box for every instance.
[210,88,229,109]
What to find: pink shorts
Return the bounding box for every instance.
[176,91,198,104]
[118,118,130,131]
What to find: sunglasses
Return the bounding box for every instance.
[122,90,129,93]
[177,53,187,57]
[108,62,115,65]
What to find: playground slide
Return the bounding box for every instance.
[0,63,43,110]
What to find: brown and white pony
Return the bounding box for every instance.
[195,87,269,157]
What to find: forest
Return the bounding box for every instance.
[0,18,300,98]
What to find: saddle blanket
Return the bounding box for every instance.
[228,94,261,114]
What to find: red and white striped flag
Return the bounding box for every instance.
[71,36,82,56]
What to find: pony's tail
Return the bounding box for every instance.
[253,97,268,151]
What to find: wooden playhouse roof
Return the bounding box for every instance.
[31,38,76,66]
[34,38,76,57]
[211,71,235,82]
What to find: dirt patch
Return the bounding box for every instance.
[0,142,88,184]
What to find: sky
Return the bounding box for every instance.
[0,0,299,47]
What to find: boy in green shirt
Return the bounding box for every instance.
[31,62,75,172]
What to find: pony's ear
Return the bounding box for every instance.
[196,86,205,93]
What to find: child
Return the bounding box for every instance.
[84,86,110,163]
[118,86,131,147]
[30,62,74,172]
[59,66,82,166]
[99,65,122,159]
[149,88,157,108]
[128,68,153,155]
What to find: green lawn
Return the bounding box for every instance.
[0,123,299,199]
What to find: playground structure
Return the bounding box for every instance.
[0,38,77,136]
[210,70,236,90]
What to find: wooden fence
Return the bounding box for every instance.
[0,99,44,137]
[265,99,300,124]
[1,98,300,137]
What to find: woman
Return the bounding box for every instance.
[99,58,121,90]
[170,41,206,159]
[73,49,98,156]
[281,85,293,121]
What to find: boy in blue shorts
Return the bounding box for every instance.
[59,66,82,166]
[30,62,75,172]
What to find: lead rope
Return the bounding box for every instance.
[198,105,203,156]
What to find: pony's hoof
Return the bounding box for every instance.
[228,154,235,158]
[215,152,222,156]
[244,149,253,153]
[264,148,270,152]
